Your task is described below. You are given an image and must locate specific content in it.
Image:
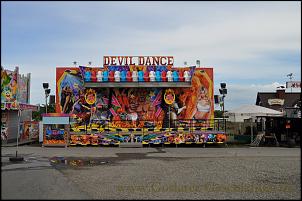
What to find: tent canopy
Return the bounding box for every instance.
[226,104,283,117]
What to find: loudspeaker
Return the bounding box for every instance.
[214,95,219,104]
[43,83,49,89]
[49,95,55,105]
[219,88,227,95]
[45,88,51,95]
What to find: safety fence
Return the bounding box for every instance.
[70,119,226,133]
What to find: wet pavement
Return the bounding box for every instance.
[1,146,301,200]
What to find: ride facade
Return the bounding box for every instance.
[53,56,227,146]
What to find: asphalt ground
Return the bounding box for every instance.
[1,146,301,200]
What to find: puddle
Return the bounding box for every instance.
[49,157,109,168]
[49,148,187,169]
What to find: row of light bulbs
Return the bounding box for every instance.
[73,60,201,67]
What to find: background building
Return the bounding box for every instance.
[256,87,301,118]
[256,86,301,145]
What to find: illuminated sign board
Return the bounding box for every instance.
[103,56,174,66]
[268,99,284,106]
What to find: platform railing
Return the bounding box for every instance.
[70,118,226,134]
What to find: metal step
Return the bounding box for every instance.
[250,133,264,147]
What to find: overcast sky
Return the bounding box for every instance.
[1,1,301,110]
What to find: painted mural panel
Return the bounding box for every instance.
[179,68,214,120]
[68,131,227,146]
[1,66,31,108]
[56,67,213,128]
[56,67,84,113]
[20,121,39,141]
[1,67,18,104]
[1,112,8,141]
[43,124,67,145]
[110,88,165,128]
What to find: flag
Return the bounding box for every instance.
[111,95,121,107]
[155,107,162,118]
[152,92,162,107]
[110,108,117,116]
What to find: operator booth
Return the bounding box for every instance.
[42,113,70,147]
[55,56,227,147]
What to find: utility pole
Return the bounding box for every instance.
[287,73,293,93]
[9,66,24,162]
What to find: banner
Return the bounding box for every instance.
[103,56,174,66]
[286,81,301,88]
[1,102,38,111]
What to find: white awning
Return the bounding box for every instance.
[226,104,283,117]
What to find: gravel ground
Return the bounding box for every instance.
[1,146,301,200]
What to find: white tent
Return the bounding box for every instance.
[226,104,283,122]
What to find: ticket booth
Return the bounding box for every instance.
[42,113,70,147]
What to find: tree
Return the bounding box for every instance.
[214,110,223,118]
[32,104,55,121]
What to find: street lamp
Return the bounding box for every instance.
[73,61,77,67]
[219,83,227,134]
[43,83,51,113]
